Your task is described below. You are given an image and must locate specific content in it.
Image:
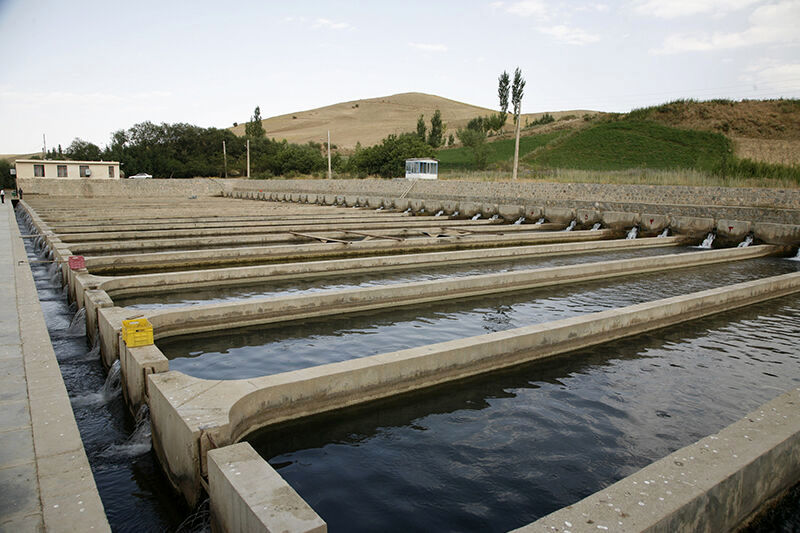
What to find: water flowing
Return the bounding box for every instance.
[435,210,444,217]
[699,232,715,249]
[70,360,121,407]
[564,220,577,231]
[513,217,525,225]
[490,214,499,220]
[404,208,411,214]
[737,234,754,248]
[376,206,384,211]
[626,226,638,240]
[67,307,86,335]
[453,211,459,217]
[536,218,545,224]
[591,223,602,231]
[101,404,152,458]
[658,228,670,238]
[472,214,481,221]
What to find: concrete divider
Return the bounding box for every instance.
[83,229,614,275]
[108,244,762,379]
[208,443,326,533]
[517,386,800,533]
[145,271,800,505]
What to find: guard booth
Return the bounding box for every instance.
[405,158,438,180]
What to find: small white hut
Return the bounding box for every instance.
[405,158,438,180]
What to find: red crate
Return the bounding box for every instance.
[68,255,86,270]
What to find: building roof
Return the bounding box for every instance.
[15,159,120,165]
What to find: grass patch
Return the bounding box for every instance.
[437,131,562,171]
[527,120,731,172]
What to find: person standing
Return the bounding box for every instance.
[18,188,22,199]
[1,189,5,204]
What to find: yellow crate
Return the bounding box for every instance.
[122,318,154,347]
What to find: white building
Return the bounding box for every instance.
[405,158,438,180]
[14,159,121,179]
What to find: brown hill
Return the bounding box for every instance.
[231,92,596,151]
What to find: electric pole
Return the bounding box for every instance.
[222,140,228,178]
[327,130,332,179]
[246,139,250,179]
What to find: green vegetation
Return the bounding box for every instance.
[527,120,730,171]
[440,131,561,171]
[0,159,14,189]
[344,133,434,178]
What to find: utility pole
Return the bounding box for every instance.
[327,130,332,179]
[512,104,521,181]
[42,134,47,159]
[246,139,250,179]
[222,140,228,178]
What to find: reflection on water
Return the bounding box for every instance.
[159,257,800,380]
[119,246,696,309]
[248,295,800,532]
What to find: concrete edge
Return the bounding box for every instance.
[208,442,326,533]
[514,386,800,532]
[9,205,110,531]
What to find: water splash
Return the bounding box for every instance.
[175,498,211,533]
[472,214,481,220]
[658,228,670,238]
[66,307,86,335]
[699,232,715,249]
[435,210,444,217]
[513,217,525,225]
[419,208,425,213]
[626,226,639,240]
[453,211,459,217]
[101,404,152,458]
[737,234,754,248]
[490,214,500,220]
[536,218,545,225]
[789,249,800,262]
[564,220,577,231]
[70,360,121,407]
[404,208,411,214]
[591,223,602,231]
[376,206,384,211]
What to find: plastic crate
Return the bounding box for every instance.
[68,255,86,270]
[122,318,154,347]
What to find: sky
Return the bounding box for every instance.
[0,0,798,153]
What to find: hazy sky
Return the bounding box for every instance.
[1,0,798,153]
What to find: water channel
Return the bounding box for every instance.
[247,293,800,532]
[17,209,201,532]
[118,245,696,309]
[158,257,799,380]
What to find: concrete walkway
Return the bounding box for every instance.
[0,202,108,532]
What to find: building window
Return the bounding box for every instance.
[108,166,115,178]
[79,165,90,177]
[57,165,68,177]
[34,164,45,177]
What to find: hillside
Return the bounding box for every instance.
[627,99,800,166]
[231,92,595,151]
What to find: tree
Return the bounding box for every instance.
[427,109,444,148]
[456,127,488,169]
[65,138,102,161]
[497,70,510,132]
[416,114,427,142]
[0,159,14,189]
[511,67,525,180]
[245,106,266,139]
[346,133,434,178]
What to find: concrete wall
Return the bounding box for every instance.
[231,178,800,217]
[16,177,232,197]
[208,443,326,533]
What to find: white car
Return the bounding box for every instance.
[129,173,153,179]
